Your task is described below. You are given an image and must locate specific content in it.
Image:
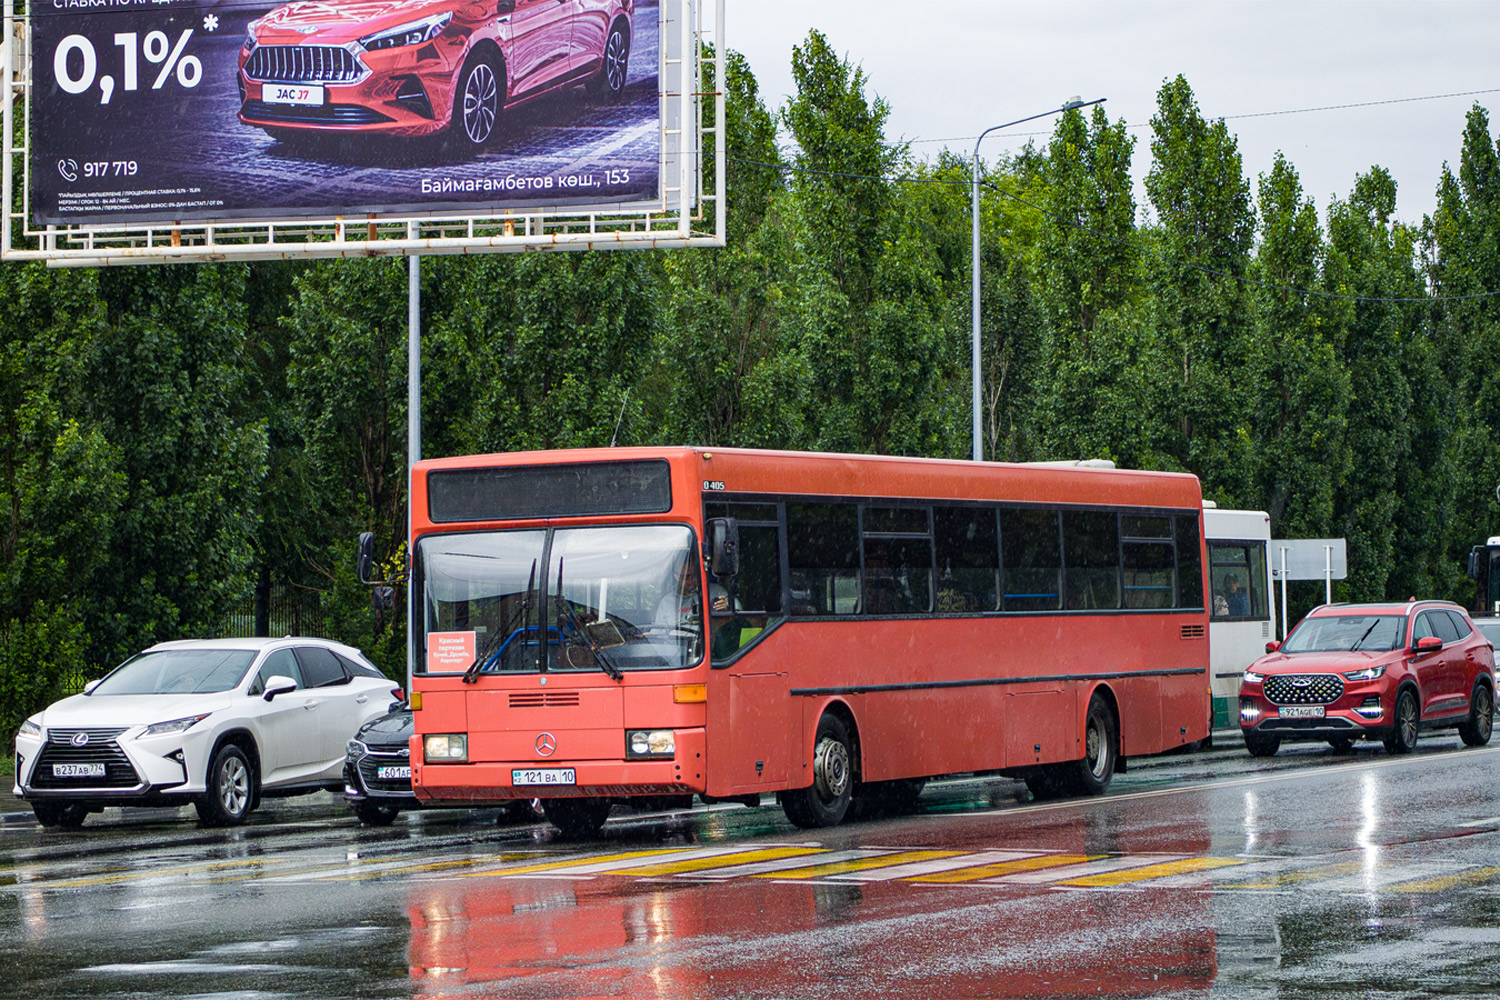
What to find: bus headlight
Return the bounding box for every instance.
[424,734,468,762]
[626,730,675,759]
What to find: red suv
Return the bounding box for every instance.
[1239,601,1495,756]
[237,0,633,146]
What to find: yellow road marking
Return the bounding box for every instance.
[754,850,963,879]
[304,858,498,882]
[464,849,684,878]
[619,847,825,877]
[1389,866,1500,893]
[42,857,290,889]
[910,853,1103,884]
[1222,861,1364,890]
[1059,856,1244,887]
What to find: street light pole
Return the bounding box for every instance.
[971,97,1104,461]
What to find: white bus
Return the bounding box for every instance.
[1204,505,1275,730]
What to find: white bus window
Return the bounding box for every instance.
[1210,541,1268,620]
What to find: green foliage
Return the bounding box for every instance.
[10,53,1500,716]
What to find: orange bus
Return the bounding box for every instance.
[396,447,1209,834]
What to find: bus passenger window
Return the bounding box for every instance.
[1209,541,1268,619]
[1122,516,1173,609]
[1062,511,1121,610]
[934,507,999,612]
[787,503,860,615]
[1176,514,1203,609]
[861,507,933,615]
[1000,509,1062,612]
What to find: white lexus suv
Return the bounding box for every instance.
[14,637,402,828]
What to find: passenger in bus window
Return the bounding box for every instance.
[1225,574,1250,616]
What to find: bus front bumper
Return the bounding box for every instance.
[412,728,706,802]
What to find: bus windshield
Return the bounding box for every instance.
[1282,614,1405,653]
[418,524,703,674]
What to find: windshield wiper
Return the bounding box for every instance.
[555,558,624,682]
[462,560,536,684]
[1349,619,1381,651]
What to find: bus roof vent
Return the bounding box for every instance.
[1022,459,1117,469]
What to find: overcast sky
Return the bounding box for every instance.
[725,0,1499,227]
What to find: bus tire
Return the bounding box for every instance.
[542,797,612,837]
[1243,732,1280,757]
[779,714,855,828]
[1062,693,1118,796]
[1023,768,1068,801]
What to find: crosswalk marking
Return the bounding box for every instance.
[1313,862,1457,892]
[616,846,825,877]
[41,857,290,889]
[1221,861,1366,890]
[472,847,734,878]
[686,849,886,879]
[1057,856,1244,887]
[17,839,1500,896]
[991,855,1180,885]
[1389,866,1500,893]
[907,852,1081,883]
[756,850,964,880]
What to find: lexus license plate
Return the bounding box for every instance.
[376,766,411,780]
[1278,706,1325,719]
[52,763,104,778]
[264,83,325,106]
[512,768,576,786]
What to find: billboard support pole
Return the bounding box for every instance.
[407,241,421,687]
[1280,546,1289,640]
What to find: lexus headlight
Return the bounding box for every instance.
[360,12,452,51]
[18,718,40,738]
[1242,670,1265,684]
[142,714,211,737]
[424,733,468,762]
[626,729,675,759]
[1343,664,1387,682]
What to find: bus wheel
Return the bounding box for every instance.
[1243,731,1280,757]
[1023,769,1067,801]
[1067,694,1118,795]
[779,714,855,828]
[543,797,612,837]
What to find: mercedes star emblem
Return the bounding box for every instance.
[535,732,557,757]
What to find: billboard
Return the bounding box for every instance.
[28,0,664,226]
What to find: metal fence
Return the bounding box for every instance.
[219,585,329,640]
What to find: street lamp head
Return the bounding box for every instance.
[1062,96,1084,111]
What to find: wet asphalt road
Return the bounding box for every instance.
[4,734,1500,999]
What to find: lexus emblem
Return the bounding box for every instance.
[535,732,557,757]
[70,732,90,747]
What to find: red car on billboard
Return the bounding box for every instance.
[237,0,634,146]
[1238,600,1495,756]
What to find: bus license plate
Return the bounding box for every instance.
[52,763,104,778]
[1278,706,1325,719]
[512,768,575,786]
[377,766,411,780]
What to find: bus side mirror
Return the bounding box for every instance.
[1468,547,1481,581]
[356,532,377,585]
[706,518,739,578]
